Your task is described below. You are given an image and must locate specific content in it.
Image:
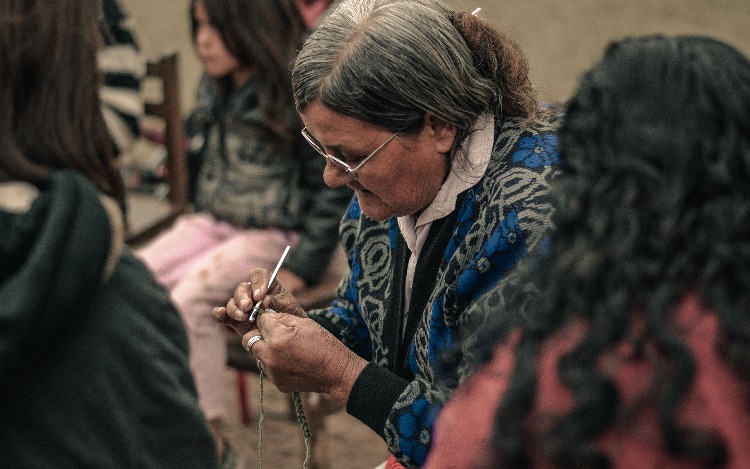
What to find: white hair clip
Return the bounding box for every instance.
[471,7,482,16]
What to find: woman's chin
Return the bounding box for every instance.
[360,206,392,221]
[356,193,392,221]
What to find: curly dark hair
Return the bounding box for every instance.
[477,35,750,468]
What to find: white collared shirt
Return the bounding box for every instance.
[397,113,494,317]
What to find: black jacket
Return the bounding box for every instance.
[0,171,217,468]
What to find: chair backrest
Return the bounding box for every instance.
[125,51,188,246]
[143,52,188,210]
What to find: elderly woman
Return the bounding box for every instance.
[214,0,561,466]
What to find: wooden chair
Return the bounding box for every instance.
[226,245,348,469]
[125,51,188,246]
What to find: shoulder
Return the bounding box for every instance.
[494,105,563,184]
[490,105,562,172]
[96,249,189,350]
[466,106,563,253]
[194,74,220,111]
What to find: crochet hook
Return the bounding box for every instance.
[248,245,291,322]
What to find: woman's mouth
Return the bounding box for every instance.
[350,185,371,195]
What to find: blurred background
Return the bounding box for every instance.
[121,0,750,113]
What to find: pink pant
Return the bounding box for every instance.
[136,212,299,420]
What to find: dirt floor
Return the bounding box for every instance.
[118,1,750,467]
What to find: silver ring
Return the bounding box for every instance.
[246,335,263,353]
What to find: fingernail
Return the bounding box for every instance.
[253,288,261,298]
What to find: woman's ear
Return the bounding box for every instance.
[296,0,332,29]
[423,112,458,154]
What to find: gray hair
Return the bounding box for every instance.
[292,0,497,142]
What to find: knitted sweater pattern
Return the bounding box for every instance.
[308,107,562,467]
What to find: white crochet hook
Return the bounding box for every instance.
[248,245,291,323]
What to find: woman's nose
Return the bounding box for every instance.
[195,27,211,49]
[322,159,351,188]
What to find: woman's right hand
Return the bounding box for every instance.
[211,267,306,336]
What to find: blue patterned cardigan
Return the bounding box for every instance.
[308,107,562,467]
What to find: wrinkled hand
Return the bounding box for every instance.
[243,310,367,406]
[212,267,306,336]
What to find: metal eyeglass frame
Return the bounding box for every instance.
[301,127,399,180]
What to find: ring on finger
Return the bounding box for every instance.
[246,334,263,354]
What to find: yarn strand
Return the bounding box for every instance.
[292,391,312,468]
[256,370,312,468]
[258,369,265,469]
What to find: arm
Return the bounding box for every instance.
[304,197,375,359]
[213,202,542,468]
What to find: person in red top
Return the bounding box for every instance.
[426,34,750,469]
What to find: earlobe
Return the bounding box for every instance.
[424,112,457,154]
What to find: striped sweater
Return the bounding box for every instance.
[98,0,146,157]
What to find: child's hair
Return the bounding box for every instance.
[0,0,124,207]
[191,0,306,142]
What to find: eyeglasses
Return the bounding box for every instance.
[301,127,399,180]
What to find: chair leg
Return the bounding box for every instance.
[236,371,253,426]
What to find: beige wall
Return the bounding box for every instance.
[120,0,199,113]
[461,0,750,103]
[121,0,750,113]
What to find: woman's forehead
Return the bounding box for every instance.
[301,102,386,146]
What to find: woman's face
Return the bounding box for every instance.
[193,0,250,86]
[301,101,455,221]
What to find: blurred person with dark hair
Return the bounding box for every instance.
[135,0,351,462]
[426,35,750,469]
[0,0,217,466]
